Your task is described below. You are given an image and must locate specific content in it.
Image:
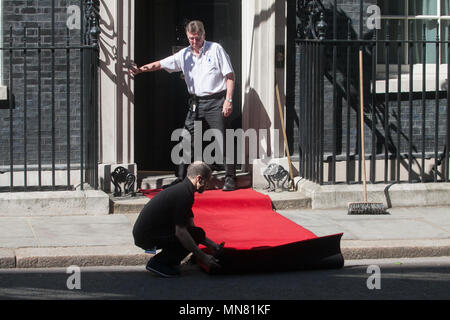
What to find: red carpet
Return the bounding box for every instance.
[141,188,344,274]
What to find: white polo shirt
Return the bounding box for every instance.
[160,41,234,97]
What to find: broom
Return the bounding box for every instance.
[348,50,387,215]
[275,82,296,191]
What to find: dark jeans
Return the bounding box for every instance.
[177,95,236,179]
[136,226,206,266]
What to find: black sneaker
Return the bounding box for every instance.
[146,258,180,278]
[222,176,236,191]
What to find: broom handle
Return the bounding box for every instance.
[359,49,368,202]
[275,83,295,189]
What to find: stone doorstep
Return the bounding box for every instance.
[110,179,450,213]
[111,188,313,214]
[298,180,450,209]
[112,172,253,214]
[140,171,252,190]
[1,240,449,269]
[0,190,110,216]
[3,178,448,217]
[258,189,312,210]
[110,195,149,214]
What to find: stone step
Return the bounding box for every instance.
[110,188,312,215]
[0,190,110,217]
[110,194,149,214]
[139,170,252,190]
[257,189,312,210]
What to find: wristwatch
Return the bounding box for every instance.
[227,98,233,103]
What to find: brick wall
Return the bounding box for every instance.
[0,0,83,170]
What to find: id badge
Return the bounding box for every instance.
[188,97,197,112]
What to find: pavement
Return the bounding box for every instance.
[1,189,450,269]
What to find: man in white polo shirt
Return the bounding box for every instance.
[130,20,236,191]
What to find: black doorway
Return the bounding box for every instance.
[134,0,242,172]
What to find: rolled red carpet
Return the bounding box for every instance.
[141,188,344,274]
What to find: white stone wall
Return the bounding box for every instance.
[98,0,136,192]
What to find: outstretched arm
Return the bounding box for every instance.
[129,61,162,76]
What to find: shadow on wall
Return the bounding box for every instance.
[242,88,273,170]
[98,0,135,162]
[241,2,278,170]
[98,0,134,102]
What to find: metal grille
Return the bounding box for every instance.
[296,0,450,185]
[0,0,99,192]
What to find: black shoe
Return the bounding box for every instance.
[146,258,180,278]
[222,176,236,191]
[213,242,225,258]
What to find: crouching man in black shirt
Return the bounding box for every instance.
[133,161,222,277]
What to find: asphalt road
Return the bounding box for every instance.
[0,257,449,301]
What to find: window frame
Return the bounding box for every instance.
[375,0,449,93]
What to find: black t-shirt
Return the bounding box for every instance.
[133,178,195,242]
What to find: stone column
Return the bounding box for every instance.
[98,0,136,193]
[241,0,287,172]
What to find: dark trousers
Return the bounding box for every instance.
[177,95,236,179]
[136,226,206,266]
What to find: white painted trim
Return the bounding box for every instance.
[242,0,283,163]
[97,0,136,191]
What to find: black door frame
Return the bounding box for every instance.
[134,0,242,172]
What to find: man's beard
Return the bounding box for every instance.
[197,186,205,194]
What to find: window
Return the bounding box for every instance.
[378,0,449,64]
[375,0,449,93]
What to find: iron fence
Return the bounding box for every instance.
[296,0,450,185]
[0,0,99,192]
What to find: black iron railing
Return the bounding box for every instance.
[296,0,450,185]
[0,0,99,192]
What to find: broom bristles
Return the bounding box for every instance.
[348,202,388,215]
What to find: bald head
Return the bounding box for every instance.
[187,161,212,181]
